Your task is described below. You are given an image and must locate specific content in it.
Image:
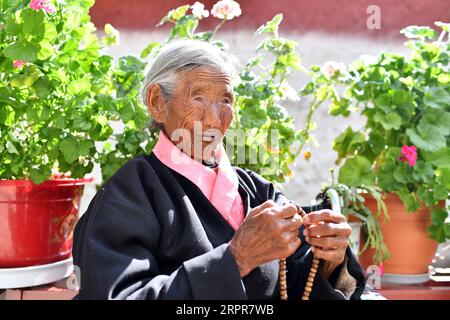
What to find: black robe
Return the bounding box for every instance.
[72,153,366,300]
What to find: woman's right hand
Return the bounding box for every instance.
[229,200,303,277]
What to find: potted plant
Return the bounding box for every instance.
[0,0,152,269]
[302,22,450,281]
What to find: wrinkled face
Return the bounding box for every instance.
[147,66,234,164]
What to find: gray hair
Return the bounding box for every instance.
[141,40,240,106]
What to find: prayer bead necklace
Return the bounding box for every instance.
[279,205,319,301]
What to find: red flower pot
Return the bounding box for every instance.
[0,178,92,268]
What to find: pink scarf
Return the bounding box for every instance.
[152,131,244,230]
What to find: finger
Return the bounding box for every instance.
[305,235,349,250]
[302,209,346,225]
[279,237,302,259]
[247,199,276,218]
[304,222,352,238]
[275,203,298,219]
[279,214,303,232]
[311,247,345,263]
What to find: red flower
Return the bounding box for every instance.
[399,145,417,167]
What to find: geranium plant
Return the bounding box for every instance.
[0,0,153,183]
[302,22,450,262]
[1,0,319,185]
[143,1,312,183]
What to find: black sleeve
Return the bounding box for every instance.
[73,190,246,300]
[242,169,366,300]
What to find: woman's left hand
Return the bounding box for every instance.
[302,209,352,279]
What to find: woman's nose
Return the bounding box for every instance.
[202,102,222,128]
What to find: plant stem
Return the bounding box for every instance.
[212,18,227,38]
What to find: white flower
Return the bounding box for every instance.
[191,2,209,19]
[320,61,346,79]
[211,0,242,20]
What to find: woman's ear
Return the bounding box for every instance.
[146,84,167,124]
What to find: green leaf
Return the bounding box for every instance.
[374,111,402,130]
[431,207,449,226]
[428,224,448,242]
[422,148,450,168]
[412,162,435,183]
[377,160,402,191]
[37,41,54,60]
[393,164,413,183]
[328,98,351,117]
[171,5,190,20]
[32,77,52,98]
[63,6,84,30]
[433,183,448,200]
[21,9,45,40]
[73,115,92,131]
[59,138,79,163]
[392,89,415,120]
[406,123,446,152]
[401,25,436,40]
[29,165,51,184]
[67,77,91,95]
[4,14,21,36]
[373,93,391,113]
[140,42,161,59]
[332,126,365,161]
[437,168,450,189]
[397,189,421,212]
[417,186,435,207]
[78,0,95,9]
[420,110,450,136]
[158,5,190,26]
[315,85,329,102]
[102,23,119,47]
[42,21,57,42]
[6,140,19,154]
[338,156,374,186]
[423,87,450,110]
[52,113,66,129]
[3,40,39,62]
[256,14,283,35]
[10,73,40,88]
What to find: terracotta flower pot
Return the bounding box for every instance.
[357,193,438,276]
[0,178,92,268]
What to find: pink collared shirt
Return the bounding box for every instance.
[152,131,244,230]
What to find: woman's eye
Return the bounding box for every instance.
[223,97,231,104]
[194,96,204,102]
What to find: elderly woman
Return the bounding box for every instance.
[73,41,366,300]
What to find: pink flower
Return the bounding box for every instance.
[211,0,242,20]
[13,60,26,68]
[29,0,45,10]
[321,61,346,79]
[191,2,209,19]
[399,145,417,167]
[29,0,56,13]
[43,3,56,13]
